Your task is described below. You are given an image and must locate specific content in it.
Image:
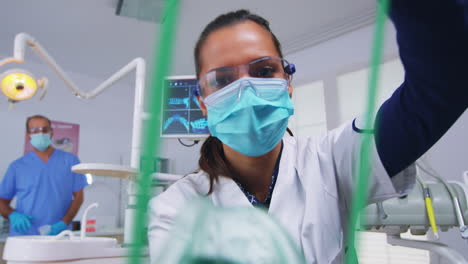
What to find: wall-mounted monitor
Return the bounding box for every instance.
[160,75,209,139]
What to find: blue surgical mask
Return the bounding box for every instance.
[204,77,294,157]
[30,133,52,151]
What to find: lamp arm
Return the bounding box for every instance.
[7,33,146,99]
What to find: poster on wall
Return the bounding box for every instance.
[24,120,80,155]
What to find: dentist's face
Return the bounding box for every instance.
[27,117,53,141]
[197,20,291,115]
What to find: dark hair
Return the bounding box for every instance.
[194,9,283,78]
[195,10,287,194]
[199,136,233,194]
[26,115,52,132]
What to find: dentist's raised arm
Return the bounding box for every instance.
[375,0,468,177]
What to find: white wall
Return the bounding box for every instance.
[159,139,201,175]
[287,21,468,263]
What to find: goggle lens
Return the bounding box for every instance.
[198,57,294,98]
[28,126,52,134]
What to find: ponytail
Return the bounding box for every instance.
[198,136,232,194]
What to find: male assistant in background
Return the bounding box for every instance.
[0,115,88,236]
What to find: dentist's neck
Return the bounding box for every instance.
[223,141,282,202]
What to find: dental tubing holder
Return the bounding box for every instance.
[81,203,99,240]
[51,203,99,240]
[360,181,468,263]
[0,33,149,245]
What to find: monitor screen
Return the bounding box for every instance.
[161,75,209,138]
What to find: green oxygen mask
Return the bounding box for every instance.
[154,198,306,264]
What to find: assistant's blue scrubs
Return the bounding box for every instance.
[0,149,88,235]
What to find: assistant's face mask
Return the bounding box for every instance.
[204,77,294,157]
[30,133,52,151]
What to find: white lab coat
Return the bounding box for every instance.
[148,119,415,263]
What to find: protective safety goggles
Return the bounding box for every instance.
[194,56,296,99]
[202,77,290,107]
[28,126,52,134]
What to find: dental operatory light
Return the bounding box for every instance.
[0,69,37,100]
[0,68,47,109]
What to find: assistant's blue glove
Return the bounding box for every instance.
[46,221,67,235]
[8,211,33,234]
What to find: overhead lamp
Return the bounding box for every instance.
[0,68,47,106]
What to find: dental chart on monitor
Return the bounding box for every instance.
[161,75,209,139]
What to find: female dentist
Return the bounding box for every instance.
[149,0,468,263]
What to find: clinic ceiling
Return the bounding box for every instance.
[0,0,376,79]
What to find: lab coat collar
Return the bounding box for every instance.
[268,134,298,213]
[210,134,298,210]
[211,176,252,208]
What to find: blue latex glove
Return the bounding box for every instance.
[46,221,67,235]
[8,211,33,234]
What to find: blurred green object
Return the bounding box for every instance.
[345,0,389,263]
[155,199,306,264]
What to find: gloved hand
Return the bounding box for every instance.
[8,211,33,233]
[46,221,67,235]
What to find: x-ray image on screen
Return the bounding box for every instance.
[189,110,209,134]
[190,93,201,109]
[167,86,190,110]
[161,76,209,138]
[162,111,190,133]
